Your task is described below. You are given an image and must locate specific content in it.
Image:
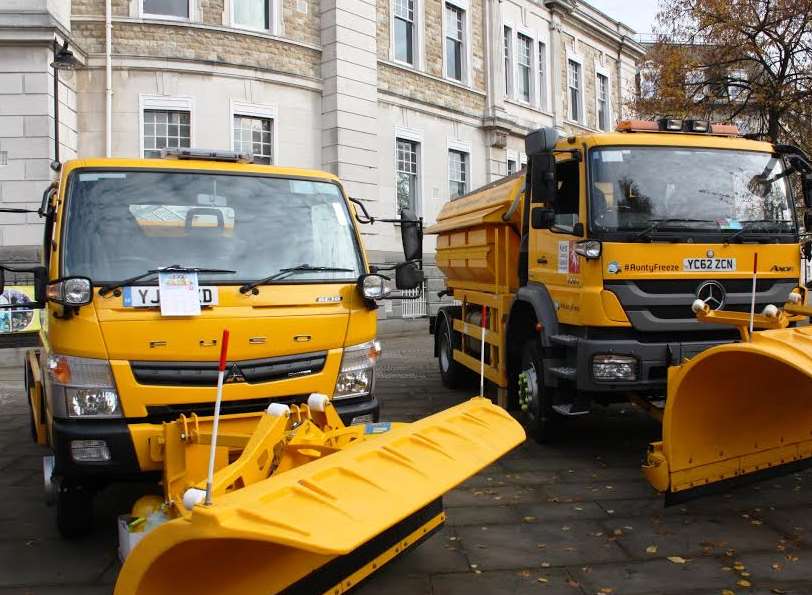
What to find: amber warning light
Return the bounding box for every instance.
[616,119,740,137]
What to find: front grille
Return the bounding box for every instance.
[144,395,309,422]
[131,351,327,386]
[631,278,794,294]
[647,303,771,320]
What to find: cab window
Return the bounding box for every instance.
[553,159,579,231]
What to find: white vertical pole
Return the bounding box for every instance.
[480,304,486,397]
[205,329,230,506]
[105,0,112,157]
[749,253,758,340]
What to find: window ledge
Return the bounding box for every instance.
[563,119,595,133]
[504,98,554,118]
[379,60,486,96]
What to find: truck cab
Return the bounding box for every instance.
[429,120,811,441]
[2,149,423,537]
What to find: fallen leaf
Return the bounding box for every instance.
[613,529,624,536]
[448,536,458,541]
[740,571,750,577]
[470,564,478,569]
[721,567,732,572]
[574,505,583,511]
[737,579,751,588]
[771,588,788,594]
[751,520,763,526]
[474,569,482,575]
[786,554,799,562]
[646,545,658,554]
[518,570,530,577]
[606,509,615,515]
[733,563,746,571]
[562,525,571,532]
[722,590,735,595]
[771,562,783,571]
[523,516,537,523]
[537,543,547,549]
[667,556,688,564]
[566,579,580,588]
[599,588,614,593]
[541,562,551,568]
[537,577,549,583]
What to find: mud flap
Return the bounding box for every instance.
[643,326,812,499]
[115,398,525,595]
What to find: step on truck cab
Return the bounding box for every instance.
[0,149,424,537]
[428,119,812,441]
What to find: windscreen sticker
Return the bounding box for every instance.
[599,150,626,162]
[78,173,127,181]
[557,241,569,273]
[364,422,392,435]
[568,241,580,274]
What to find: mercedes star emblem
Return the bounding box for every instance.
[695,280,726,311]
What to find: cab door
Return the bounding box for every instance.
[528,156,585,323]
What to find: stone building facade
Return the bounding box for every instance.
[0,0,644,316]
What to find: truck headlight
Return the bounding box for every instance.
[46,354,122,418]
[333,340,381,399]
[592,354,638,382]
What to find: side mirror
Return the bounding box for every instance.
[803,240,812,261]
[0,265,47,312]
[395,262,424,290]
[525,127,562,156]
[531,207,556,230]
[399,209,423,262]
[0,268,4,296]
[804,210,812,232]
[530,153,556,204]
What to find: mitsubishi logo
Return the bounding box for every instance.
[225,362,246,383]
[695,280,726,311]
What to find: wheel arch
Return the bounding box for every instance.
[433,305,462,357]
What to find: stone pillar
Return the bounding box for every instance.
[320,0,379,215]
[0,0,77,258]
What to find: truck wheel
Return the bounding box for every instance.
[56,479,94,539]
[518,339,561,443]
[437,316,468,389]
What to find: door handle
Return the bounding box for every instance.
[537,257,548,264]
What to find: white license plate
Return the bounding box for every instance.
[683,258,737,272]
[122,286,219,308]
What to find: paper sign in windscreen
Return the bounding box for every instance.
[158,272,201,316]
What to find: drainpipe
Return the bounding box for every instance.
[616,34,624,121]
[105,0,112,157]
[549,13,561,127]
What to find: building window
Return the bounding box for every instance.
[142,0,189,18]
[503,26,513,97]
[396,139,419,213]
[445,3,465,82]
[597,73,610,131]
[233,0,271,31]
[507,158,517,176]
[568,59,582,122]
[233,115,273,164]
[448,149,468,198]
[538,41,547,110]
[728,69,746,101]
[394,0,416,65]
[143,109,190,158]
[516,33,532,103]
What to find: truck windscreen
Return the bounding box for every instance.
[589,147,795,240]
[61,170,364,283]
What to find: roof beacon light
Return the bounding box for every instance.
[659,118,684,131]
[686,119,710,133]
[709,123,741,137]
[616,120,660,133]
[161,148,253,163]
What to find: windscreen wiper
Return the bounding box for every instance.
[98,265,236,297]
[724,220,793,244]
[635,218,718,241]
[239,265,355,294]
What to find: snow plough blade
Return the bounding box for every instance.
[115,397,524,595]
[643,301,812,500]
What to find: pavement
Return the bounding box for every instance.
[1,322,811,594]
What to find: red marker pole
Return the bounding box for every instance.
[205,329,230,505]
[480,305,487,397]
[749,253,758,340]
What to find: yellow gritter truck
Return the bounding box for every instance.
[428,119,812,497]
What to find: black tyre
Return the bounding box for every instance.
[437,315,469,389]
[517,338,562,443]
[56,479,94,539]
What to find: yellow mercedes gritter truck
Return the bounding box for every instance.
[428,118,812,495]
[0,148,429,538]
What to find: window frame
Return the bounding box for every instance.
[595,66,611,132]
[566,54,585,125]
[515,31,534,104]
[230,99,278,165]
[503,23,513,98]
[394,127,423,216]
[139,95,195,158]
[447,139,470,199]
[391,0,422,68]
[442,0,470,85]
[229,0,279,35]
[140,0,193,21]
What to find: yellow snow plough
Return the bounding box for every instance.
[114,394,524,594]
[643,289,812,500]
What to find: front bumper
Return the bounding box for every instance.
[50,394,379,479]
[569,337,728,393]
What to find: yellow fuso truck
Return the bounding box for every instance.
[0,149,425,538]
[428,119,812,447]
